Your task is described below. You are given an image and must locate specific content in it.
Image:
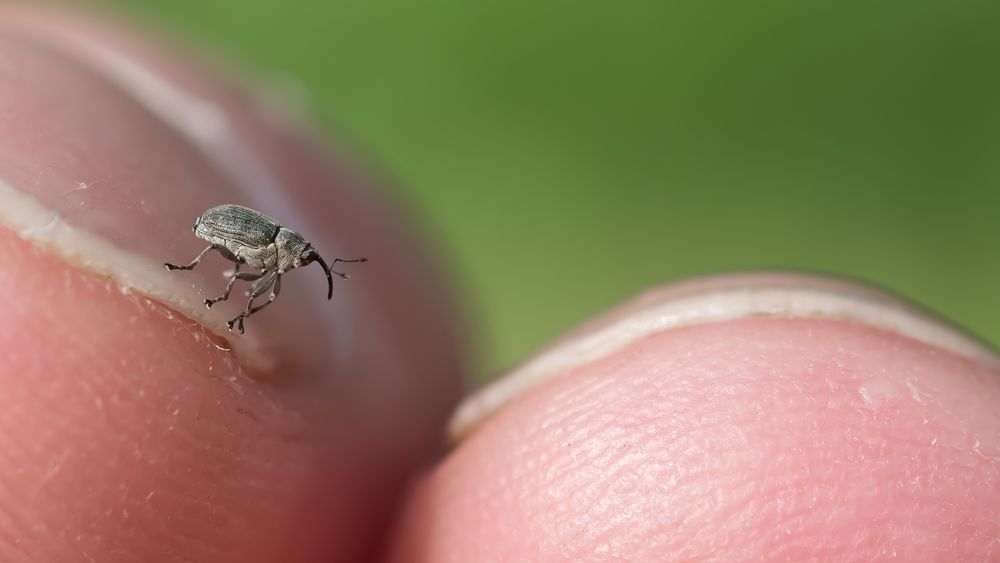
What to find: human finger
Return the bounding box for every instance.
[0,5,464,562]
[389,274,1000,561]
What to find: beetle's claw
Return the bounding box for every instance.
[226,315,246,334]
[204,298,214,309]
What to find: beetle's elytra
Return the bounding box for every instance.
[164,204,366,334]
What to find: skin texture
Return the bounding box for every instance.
[1,5,998,563]
[390,319,1000,562]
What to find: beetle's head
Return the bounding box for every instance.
[298,245,315,268]
[302,248,368,300]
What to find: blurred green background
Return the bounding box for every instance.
[109,0,1000,380]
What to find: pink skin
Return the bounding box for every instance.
[1,5,998,563]
[390,319,1000,562]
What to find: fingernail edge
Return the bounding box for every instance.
[448,272,999,442]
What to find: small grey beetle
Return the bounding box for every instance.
[164,204,366,334]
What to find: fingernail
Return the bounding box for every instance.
[0,6,464,390]
[449,272,1000,441]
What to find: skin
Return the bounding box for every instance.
[0,5,997,563]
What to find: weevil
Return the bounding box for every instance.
[164,204,366,334]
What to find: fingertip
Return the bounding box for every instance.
[394,316,1000,561]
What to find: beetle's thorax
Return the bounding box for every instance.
[274,227,310,271]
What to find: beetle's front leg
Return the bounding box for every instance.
[205,266,266,308]
[165,245,217,271]
[244,270,272,297]
[227,273,281,334]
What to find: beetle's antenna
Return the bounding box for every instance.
[312,253,367,300]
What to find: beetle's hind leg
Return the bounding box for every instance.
[205,265,266,308]
[165,245,217,271]
[227,273,282,334]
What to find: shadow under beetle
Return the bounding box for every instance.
[164,204,366,334]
